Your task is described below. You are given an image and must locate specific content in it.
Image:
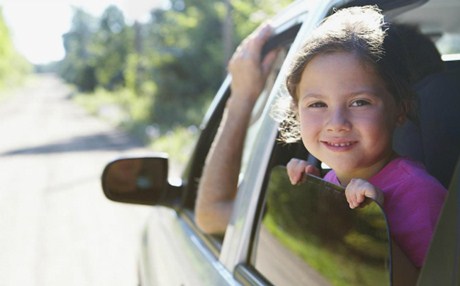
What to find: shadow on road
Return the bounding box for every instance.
[0,130,144,156]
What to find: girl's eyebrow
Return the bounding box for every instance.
[350,84,390,97]
[298,81,389,102]
[348,90,380,98]
[299,92,324,101]
[299,90,377,101]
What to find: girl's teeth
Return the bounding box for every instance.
[331,142,351,147]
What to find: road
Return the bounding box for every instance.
[0,75,153,286]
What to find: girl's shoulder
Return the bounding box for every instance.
[388,157,426,174]
[375,157,447,194]
[379,157,429,178]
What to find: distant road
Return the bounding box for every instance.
[0,74,152,286]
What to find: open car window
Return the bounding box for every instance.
[181,24,301,211]
[250,167,392,286]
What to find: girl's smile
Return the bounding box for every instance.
[321,140,358,151]
[297,52,404,184]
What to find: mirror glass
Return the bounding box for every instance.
[102,157,168,204]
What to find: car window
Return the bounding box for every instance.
[181,40,291,212]
[180,24,301,256]
[202,50,288,246]
[436,33,460,55]
[251,166,392,286]
[177,42,293,255]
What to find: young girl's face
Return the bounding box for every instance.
[297,52,404,184]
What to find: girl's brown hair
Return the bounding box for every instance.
[278,6,414,143]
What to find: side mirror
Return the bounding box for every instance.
[101,154,182,207]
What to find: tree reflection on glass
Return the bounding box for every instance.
[254,166,391,286]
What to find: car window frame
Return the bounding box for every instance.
[169,23,304,258]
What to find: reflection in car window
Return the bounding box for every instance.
[253,167,392,286]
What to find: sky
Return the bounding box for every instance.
[1,0,166,64]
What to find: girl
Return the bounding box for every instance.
[281,6,446,271]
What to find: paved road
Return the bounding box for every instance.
[0,75,152,286]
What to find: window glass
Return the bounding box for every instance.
[436,33,460,55]
[253,166,391,286]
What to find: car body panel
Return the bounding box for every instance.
[139,208,234,285]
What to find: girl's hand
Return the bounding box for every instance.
[286,158,320,185]
[345,178,384,209]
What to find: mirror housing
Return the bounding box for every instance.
[101,154,182,207]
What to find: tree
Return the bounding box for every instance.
[142,1,225,127]
[56,1,292,129]
[59,8,98,92]
[91,5,133,90]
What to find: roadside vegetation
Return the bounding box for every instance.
[53,0,291,167]
[1,0,291,170]
[0,8,31,99]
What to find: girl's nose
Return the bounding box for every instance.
[326,107,351,132]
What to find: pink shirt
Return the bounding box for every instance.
[324,157,447,267]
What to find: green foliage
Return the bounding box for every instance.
[91,5,133,90]
[0,7,31,90]
[149,125,199,171]
[57,1,293,133]
[59,8,98,92]
[74,86,153,125]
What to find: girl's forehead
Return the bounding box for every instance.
[297,52,395,100]
[300,52,381,85]
[307,51,375,71]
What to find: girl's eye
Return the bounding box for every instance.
[350,100,370,107]
[308,101,327,108]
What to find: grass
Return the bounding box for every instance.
[73,88,199,175]
[149,126,199,176]
[0,74,38,102]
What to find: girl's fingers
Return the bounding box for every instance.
[305,164,320,177]
[287,159,306,184]
[287,158,319,185]
[345,179,382,208]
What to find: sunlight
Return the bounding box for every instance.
[2,0,165,64]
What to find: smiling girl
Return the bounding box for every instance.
[282,6,447,271]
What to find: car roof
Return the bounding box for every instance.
[338,0,460,54]
[341,0,460,35]
[393,0,460,36]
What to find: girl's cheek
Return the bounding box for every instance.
[299,111,321,127]
[298,113,309,129]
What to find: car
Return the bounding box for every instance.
[101,0,460,285]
